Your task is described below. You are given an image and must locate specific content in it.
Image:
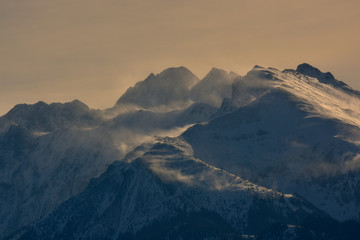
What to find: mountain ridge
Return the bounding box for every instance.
[2,63,360,240]
[11,138,345,240]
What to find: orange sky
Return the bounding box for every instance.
[1,0,359,115]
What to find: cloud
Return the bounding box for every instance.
[109,124,195,159]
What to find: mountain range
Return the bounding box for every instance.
[1,63,360,240]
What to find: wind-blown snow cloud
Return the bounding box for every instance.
[111,125,195,155]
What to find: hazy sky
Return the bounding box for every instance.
[1,0,359,115]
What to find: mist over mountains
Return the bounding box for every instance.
[1,64,360,240]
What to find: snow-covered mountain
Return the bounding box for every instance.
[2,100,103,132]
[2,63,360,240]
[115,66,199,110]
[0,124,122,239]
[11,138,355,240]
[182,64,360,222]
[0,91,217,238]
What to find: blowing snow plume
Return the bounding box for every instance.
[182,64,360,223]
[2,63,360,240]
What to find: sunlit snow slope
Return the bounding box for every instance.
[183,64,360,221]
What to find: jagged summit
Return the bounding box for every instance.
[252,65,265,69]
[3,99,101,132]
[116,66,199,110]
[158,66,195,79]
[7,99,90,115]
[190,67,237,107]
[296,63,355,93]
[207,67,228,74]
[144,72,156,81]
[297,63,335,81]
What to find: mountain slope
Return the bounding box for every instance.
[0,97,217,239]
[0,124,121,239]
[182,65,360,221]
[13,138,344,240]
